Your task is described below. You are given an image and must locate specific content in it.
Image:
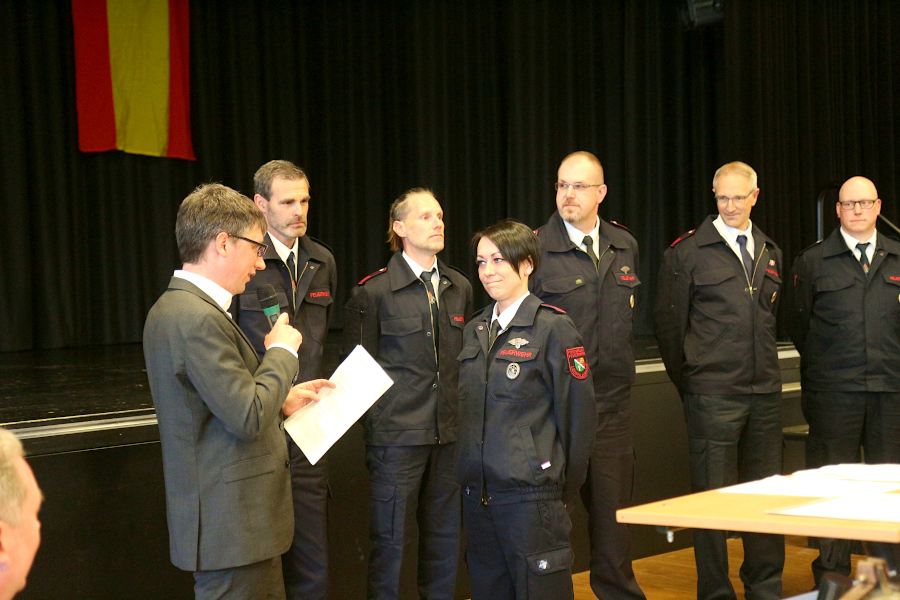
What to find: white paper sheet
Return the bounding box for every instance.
[718,475,900,498]
[284,345,393,465]
[766,496,900,523]
[792,464,900,483]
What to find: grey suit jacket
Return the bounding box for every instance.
[143,276,298,571]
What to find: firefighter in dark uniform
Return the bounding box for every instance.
[654,162,784,600]
[458,220,596,600]
[344,188,473,600]
[529,151,644,600]
[230,160,336,600]
[789,176,900,584]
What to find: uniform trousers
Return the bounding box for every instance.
[802,390,900,584]
[579,405,645,600]
[464,497,575,600]
[283,435,329,600]
[194,556,285,600]
[366,443,460,600]
[683,392,785,600]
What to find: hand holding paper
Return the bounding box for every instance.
[282,379,336,416]
[284,346,393,465]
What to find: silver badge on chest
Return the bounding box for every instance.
[506,363,520,379]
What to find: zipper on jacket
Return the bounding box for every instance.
[481,320,494,506]
[294,262,309,310]
[745,242,766,296]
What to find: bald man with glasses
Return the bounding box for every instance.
[789,176,900,585]
[530,151,644,600]
[655,161,784,600]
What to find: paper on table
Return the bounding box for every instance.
[718,475,900,497]
[792,464,900,483]
[766,496,900,523]
[284,345,393,465]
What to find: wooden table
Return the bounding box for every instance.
[617,489,900,543]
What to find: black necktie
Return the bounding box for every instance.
[737,235,753,281]
[286,252,297,304]
[420,270,440,360]
[489,319,501,349]
[583,235,599,271]
[857,242,870,274]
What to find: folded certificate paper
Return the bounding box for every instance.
[284,345,393,465]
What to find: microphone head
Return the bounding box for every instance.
[257,284,279,310]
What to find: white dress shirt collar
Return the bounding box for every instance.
[840,227,877,264]
[401,251,439,279]
[562,216,600,256]
[173,270,233,315]
[269,234,298,271]
[491,291,531,333]
[713,215,755,261]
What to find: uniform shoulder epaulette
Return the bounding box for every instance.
[670,229,696,247]
[609,220,631,232]
[357,267,387,285]
[307,236,334,255]
[539,303,567,314]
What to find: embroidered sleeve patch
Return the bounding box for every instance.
[566,346,589,379]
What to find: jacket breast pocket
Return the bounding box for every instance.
[302,288,333,343]
[814,276,857,323]
[491,346,541,399]
[882,272,900,321]
[239,288,290,314]
[379,316,425,362]
[691,267,738,314]
[540,275,586,295]
[457,343,482,363]
[613,273,640,322]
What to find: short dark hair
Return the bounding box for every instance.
[386,187,435,251]
[253,160,308,200]
[176,183,266,264]
[471,219,541,275]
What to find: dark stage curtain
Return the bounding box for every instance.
[723,0,900,338]
[0,0,723,351]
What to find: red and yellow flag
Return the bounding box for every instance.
[72,0,194,160]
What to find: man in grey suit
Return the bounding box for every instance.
[144,183,333,600]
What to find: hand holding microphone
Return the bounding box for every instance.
[258,284,302,352]
[265,313,303,352]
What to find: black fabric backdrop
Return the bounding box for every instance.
[0,0,896,352]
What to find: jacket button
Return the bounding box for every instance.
[432,383,437,389]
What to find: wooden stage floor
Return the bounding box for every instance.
[571,536,858,600]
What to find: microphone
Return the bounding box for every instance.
[257,284,282,329]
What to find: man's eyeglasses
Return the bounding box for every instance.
[715,191,757,206]
[555,182,602,192]
[229,233,268,257]
[838,200,878,211]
